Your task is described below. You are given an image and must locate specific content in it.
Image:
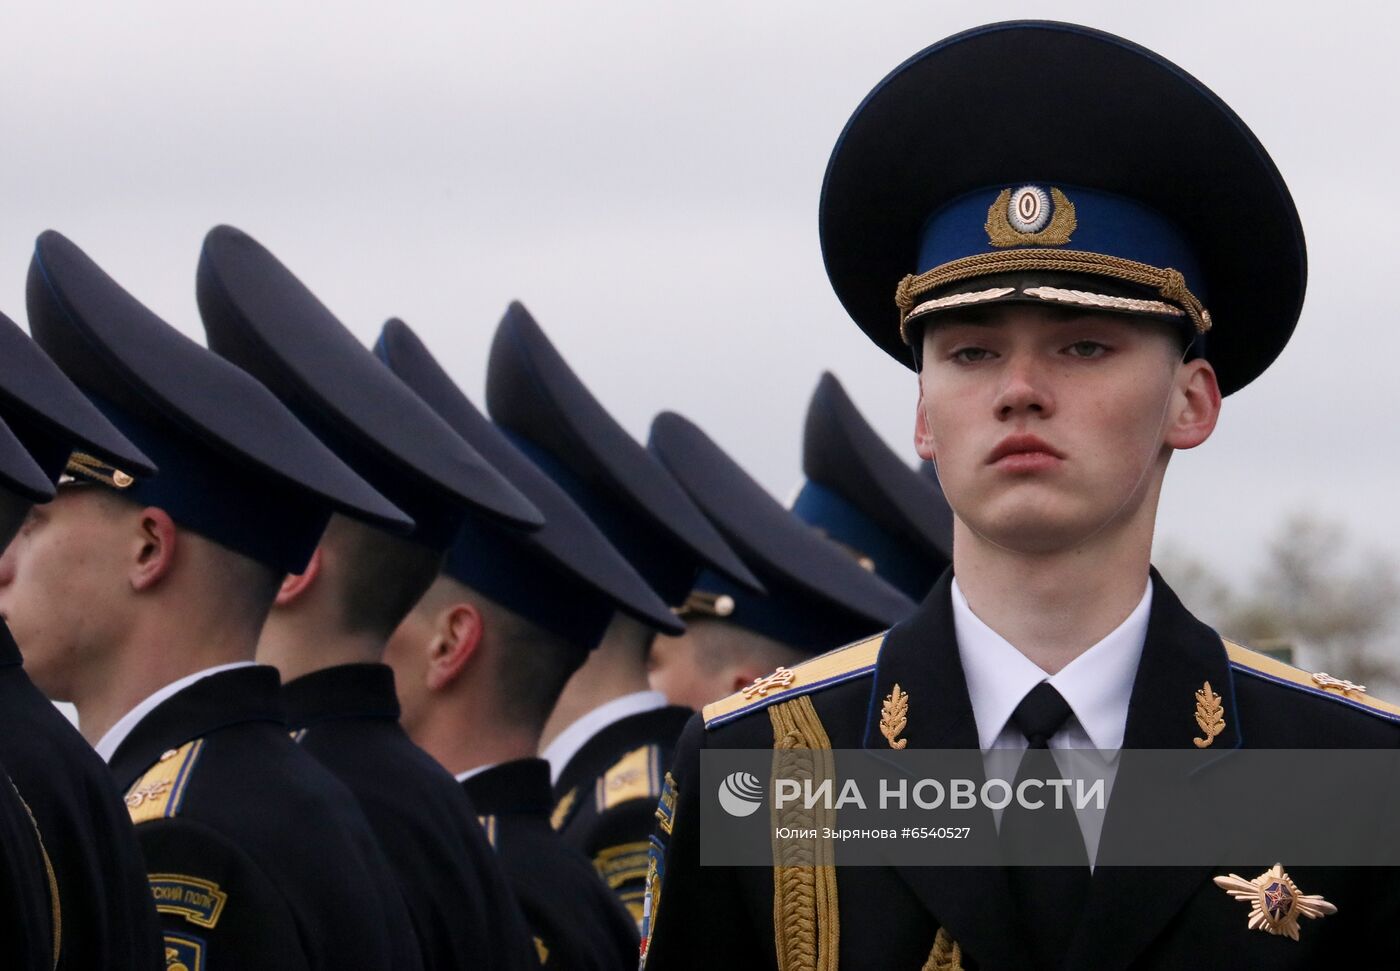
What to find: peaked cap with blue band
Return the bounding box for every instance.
[197,226,542,549]
[26,231,411,573]
[485,301,761,606]
[819,21,1306,395]
[0,309,155,503]
[375,317,683,650]
[794,372,952,601]
[649,411,915,654]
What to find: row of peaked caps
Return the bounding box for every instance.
[3,227,953,657]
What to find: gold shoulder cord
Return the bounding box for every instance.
[768,696,838,971]
[921,928,963,971]
[12,783,60,969]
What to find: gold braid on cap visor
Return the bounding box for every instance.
[894,249,1213,343]
[59,452,134,489]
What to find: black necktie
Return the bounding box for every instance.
[1000,682,1090,970]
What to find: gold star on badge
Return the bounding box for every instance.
[1213,863,1336,940]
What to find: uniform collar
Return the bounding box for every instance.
[106,664,283,790]
[281,663,401,729]
[96,660,259,764]
[460,757,555,818]
[550,703,693,797]
[953,576,1151,751]
[539,690,667,784]
[0,620,22,668]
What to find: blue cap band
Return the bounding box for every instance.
[918,183,1208,300]
[791,481,941,601]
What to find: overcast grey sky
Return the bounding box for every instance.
[1,1,1394,581]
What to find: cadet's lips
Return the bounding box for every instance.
[987,434,1064,472]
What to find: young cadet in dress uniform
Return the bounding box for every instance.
[1,231,424,971]
[483,303,762,922]
[374,317,680,970]
[641,22,1400,971]
[194,225,544,971]
[0,352,131,971]
[793,372,953,601]
[646,410,915,710]
[0,310,165,970]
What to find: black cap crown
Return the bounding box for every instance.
[376,318,682,649]
[28,231,408,573]
[197,226,542,550]
[485,302,760,606]
[650,411,914,654]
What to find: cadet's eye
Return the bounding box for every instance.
[1064,340,1108,359]
[949,346,994,364]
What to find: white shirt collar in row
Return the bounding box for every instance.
[539,689,668,784]
[94,661,259,764]
[952,576,1152,752]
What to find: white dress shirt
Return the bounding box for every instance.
[94,661,258,764]
[952,576,1152,863]
[454,763,498,783]
[540,690,668,785]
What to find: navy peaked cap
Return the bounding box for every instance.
[649,411,915,654]
[27,231,409,573]
[820,21,1305,395]
[197,226,542,550]
[485,301,760,606]
[376,318,683,649]
[0,309,156,503]
[794,372,952,601]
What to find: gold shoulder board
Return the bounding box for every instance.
[1224,639,1400,721]
[702,632,886,730]
[125,740,205,825]
[596,745,663,811]
[550,787,578,831]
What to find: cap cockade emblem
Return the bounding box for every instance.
[986,185,1077,248]
[1214,864,1336,940]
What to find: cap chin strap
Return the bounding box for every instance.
[924,342,1191,559]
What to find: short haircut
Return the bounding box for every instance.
[325,515,445,642]
[91,487,285,634]
[689,618,806,678]
[477,592,582,735]
[195,533,284,628]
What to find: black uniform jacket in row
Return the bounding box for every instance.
[465,758,640,971]
[552,704,694,928]
[643,571,1400,971]
[109,665,424,971]
[0,621,163,970]
[283,663,539,971]
[0,756,61,971]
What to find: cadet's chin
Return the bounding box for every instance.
[16,639,73,704]
[957,497,1110,557]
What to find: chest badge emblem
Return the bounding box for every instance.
[1213,863,1336,940]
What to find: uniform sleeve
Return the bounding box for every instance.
[0,777,56,971]
[640,715,757,971]
[135,818,314,971]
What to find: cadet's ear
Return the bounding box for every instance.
[426,601,483,692]
[1163,358,1221,451]
[914,380,937,462]
[130,506,178,592]
[275,547,323,606]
